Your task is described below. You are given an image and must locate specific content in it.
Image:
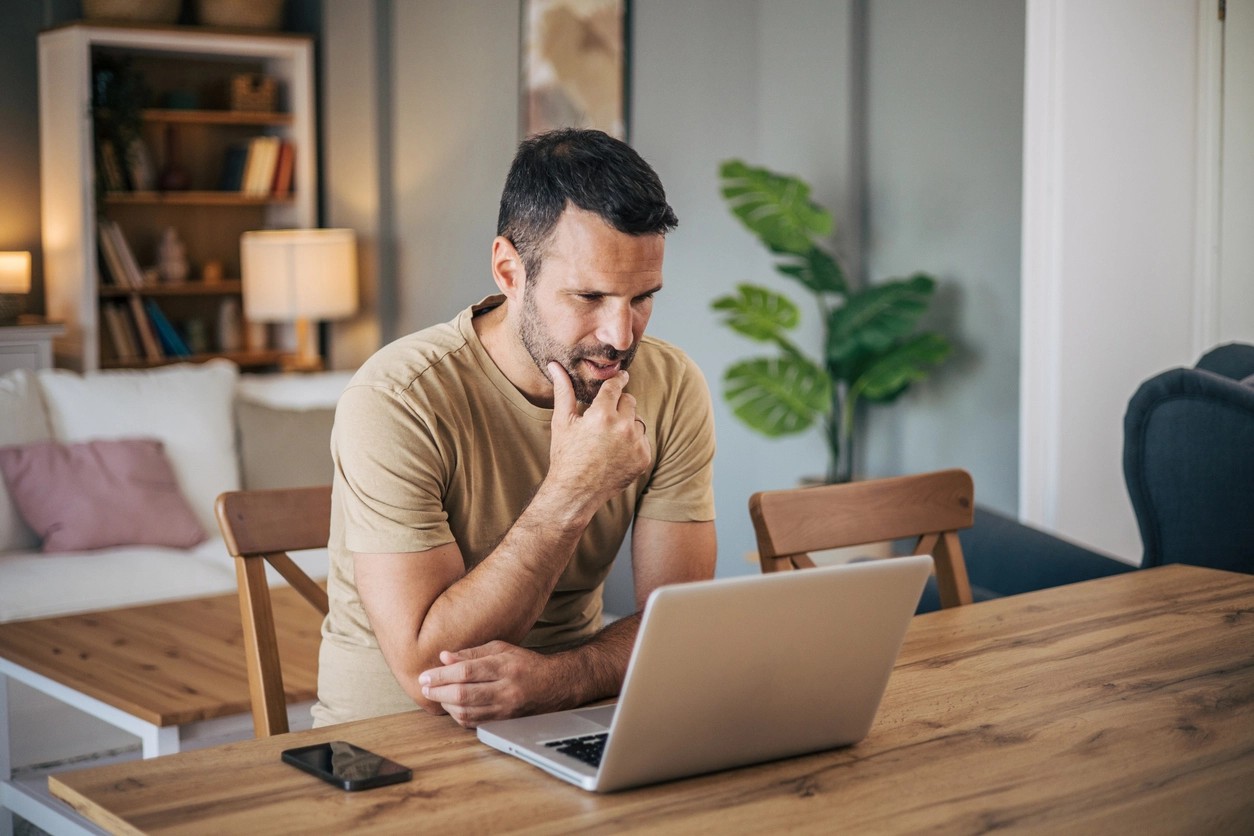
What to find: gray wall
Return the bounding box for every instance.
[861,0,1024,511]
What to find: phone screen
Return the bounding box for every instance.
[282,741,413,791]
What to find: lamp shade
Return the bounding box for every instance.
[240,229,358,322]
[0,251,32,294]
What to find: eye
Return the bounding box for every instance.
[577,293,603,303]
[633,292,656,305]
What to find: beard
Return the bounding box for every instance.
[519,285,638,405]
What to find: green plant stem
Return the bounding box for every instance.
[826,382,855,484]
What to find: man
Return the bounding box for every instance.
[313,129,717,729]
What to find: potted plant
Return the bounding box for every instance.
[711,160,952,484]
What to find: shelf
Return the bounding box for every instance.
[99,281,244,297]
[103,191,294,206]
[142,108,293,126]
[39,23,316,372]
[102,349,290,370]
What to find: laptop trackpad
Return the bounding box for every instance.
[572,704,616,730]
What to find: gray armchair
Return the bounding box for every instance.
[1123,342,1254,574]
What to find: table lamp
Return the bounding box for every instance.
[240,229,358,371]
[0,251,32,324]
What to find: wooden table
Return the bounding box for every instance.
[0,587,321,835]
[47,565,1254,834]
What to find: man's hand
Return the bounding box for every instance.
[546,362,651,505]
[418,641,568,728]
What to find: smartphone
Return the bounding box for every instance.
[281,741,413,791]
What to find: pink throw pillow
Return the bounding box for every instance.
[0,438,207,552]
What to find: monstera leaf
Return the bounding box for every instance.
[723,354,831,437]
[826,274,937,365]
[775,245,846,295]
[711,284,799,345]
[720,160,832,255]
[853,333,952,403]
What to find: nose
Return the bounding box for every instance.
[596,302,635,352]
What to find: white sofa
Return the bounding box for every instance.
[0,360,348,769]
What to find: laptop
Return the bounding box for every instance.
[476,555,932,792]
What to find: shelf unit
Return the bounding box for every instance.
[38,22,317,371]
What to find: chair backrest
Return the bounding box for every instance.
[215,486,331,737]
[749,468,976,609]
[1123,343,1254,573]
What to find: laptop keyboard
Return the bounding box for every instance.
[545,733,608,768]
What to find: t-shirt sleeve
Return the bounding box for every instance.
[331,383,456,555]
[636,351,717,523]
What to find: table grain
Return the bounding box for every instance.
[49,565,1254,834]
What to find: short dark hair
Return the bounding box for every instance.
[497,129,678,279]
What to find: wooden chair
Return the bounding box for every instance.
[215,486,331,737]
[749,468,976,609]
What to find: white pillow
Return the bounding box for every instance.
[37,360,240,534]
[236,370,354,410]
[0,370,52,552]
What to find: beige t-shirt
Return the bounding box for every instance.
[313,297,716,725]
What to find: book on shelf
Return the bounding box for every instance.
[238,138,261,195]
[97,140,128,192]
[101,302,139,362]
[144,299,192,357]
[126,294,164,362]
[97,220,129,287]
[270,140,294,196]
[242,135,281,197]
[219,141,249,192]
[98,220,146,288]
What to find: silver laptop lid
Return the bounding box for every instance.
[477,556,932,792]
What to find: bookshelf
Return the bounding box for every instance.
[38,22,316,371]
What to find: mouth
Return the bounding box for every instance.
[579,357,622,380]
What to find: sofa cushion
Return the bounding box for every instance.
[236,371,351,490]
[37,360,240,533]
[0,370,52,552]
[0,438,207,552]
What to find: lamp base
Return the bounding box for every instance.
[282,317,324,372]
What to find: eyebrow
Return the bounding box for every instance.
[570,284,663,297]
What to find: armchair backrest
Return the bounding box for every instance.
[1123,343,1254,573]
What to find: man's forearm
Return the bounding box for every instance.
[421,478,602,654]
[543,613,642,710]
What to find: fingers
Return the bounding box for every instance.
[418,642,523,728]
[548,362,577,420]
[591,370,629,411]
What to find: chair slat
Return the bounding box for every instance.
[749,469,976,609]
[216,486,331,738]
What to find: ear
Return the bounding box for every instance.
[491,236,527,301]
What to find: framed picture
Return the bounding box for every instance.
[521,0,630,141]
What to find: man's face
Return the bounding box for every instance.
[516,207,664,404]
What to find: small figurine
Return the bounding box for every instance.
[157,226,189,284]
